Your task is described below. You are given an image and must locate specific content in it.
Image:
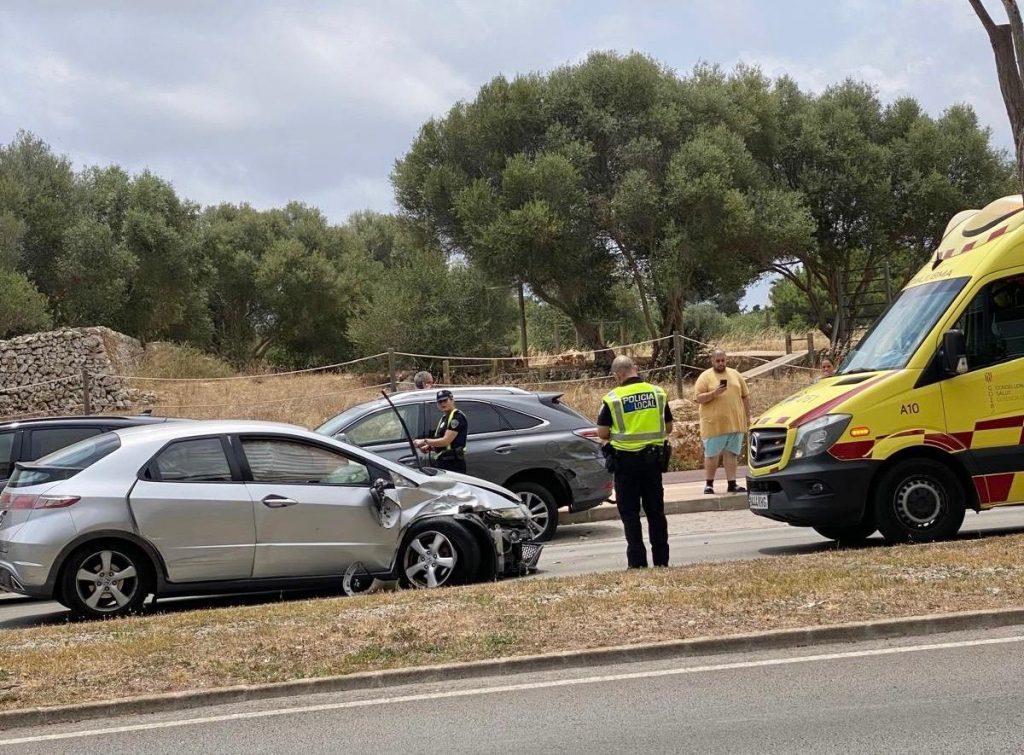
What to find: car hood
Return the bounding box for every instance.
[377,474,524,532]
[424,471,521,504]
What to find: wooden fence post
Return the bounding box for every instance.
[673,331,684,399]
[387,349,396,393]
[784,332,793,355]
[81,369,91,415]
[442,359,451,385]
[806,332,814,359]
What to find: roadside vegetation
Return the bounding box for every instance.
[1,533,1022,711]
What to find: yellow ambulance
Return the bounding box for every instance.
[747,194,1024,543]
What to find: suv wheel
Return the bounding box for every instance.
[60,541,152,619]
[507,482,559,542]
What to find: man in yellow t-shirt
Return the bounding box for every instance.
[694,349,750,495]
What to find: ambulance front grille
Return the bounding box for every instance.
[749,428,787,468]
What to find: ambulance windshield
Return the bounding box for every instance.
[840,277,969,374]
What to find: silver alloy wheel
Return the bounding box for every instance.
[403,531,458,588]
[74,549,140,613]
[894,477,944,529]
[519,491,549,540]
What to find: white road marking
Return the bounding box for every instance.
[1,634,1022,745]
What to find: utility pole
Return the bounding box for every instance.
[517,281,529,368]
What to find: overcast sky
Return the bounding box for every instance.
[0,1,1014,305]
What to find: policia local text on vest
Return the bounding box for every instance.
[596,356,673,569]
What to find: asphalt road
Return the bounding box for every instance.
[2,625,1022,753]
[4,506,1024,628]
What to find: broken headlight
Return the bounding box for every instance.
[483,505,529,523]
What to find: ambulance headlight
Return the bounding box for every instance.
[793,414,852,459]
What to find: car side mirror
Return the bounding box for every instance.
[941,329,968,375]
[370,478,400,528]
[335,432,350,444]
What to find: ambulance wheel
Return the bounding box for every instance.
[873,459,965,544]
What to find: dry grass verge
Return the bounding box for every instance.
[126,357,813,471]
[2,534,1023,711]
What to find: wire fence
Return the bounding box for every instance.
[0,331,820,422]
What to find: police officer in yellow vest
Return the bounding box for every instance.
[415,390,468,473]
[597,356,673,568]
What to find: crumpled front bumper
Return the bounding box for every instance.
[490,523,543,578]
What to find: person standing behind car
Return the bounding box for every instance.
[597,356,673,569]
[413,371,435,390]
[694,349,750,495]
[415,389,468,473]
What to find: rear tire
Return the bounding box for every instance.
[812,516,877,546]
[59,541,152,619]
[873,459,966,544]
[399,520,481,588]
[507,481,559,542]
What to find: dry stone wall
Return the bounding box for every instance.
[0,327,146,418]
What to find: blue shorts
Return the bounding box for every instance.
[703,432,744,457]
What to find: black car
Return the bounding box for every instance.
[0,415,176,487]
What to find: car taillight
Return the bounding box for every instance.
[0,491,80,510]
[573,428,602,443]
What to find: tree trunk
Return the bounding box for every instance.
[971,0,1024,194]
[614,240,660,342]
[572,319,613,367]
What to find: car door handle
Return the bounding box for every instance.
[261,495,298,508]
[398,455,417,464]
[494,444,515,454]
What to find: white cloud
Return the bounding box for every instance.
[0,0,1017,225]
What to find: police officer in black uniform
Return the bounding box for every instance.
[597,356,673,568]
[415,389,469,472]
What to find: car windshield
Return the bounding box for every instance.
[840,277,969,374]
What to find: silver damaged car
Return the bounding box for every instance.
[0,421,542,618]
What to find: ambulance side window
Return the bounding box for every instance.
[956,274,1024,370]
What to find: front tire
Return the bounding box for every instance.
[873,459,966,544]
[400,520,480,588]
[507,481,559,542]
[59,541,152,619]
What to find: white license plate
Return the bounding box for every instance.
[749,492,769,510]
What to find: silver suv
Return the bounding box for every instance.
[316,387,611,540]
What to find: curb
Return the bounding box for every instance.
[3,607,1023,730]
[560,493,747,524]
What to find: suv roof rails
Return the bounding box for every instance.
[399,386,531,396]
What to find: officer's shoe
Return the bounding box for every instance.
[703,484,714,495]
[727,482,746,493]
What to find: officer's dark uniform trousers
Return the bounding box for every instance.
[614,447,668,567]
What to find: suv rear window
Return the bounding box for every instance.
[8,433,121,489]
[497,407,544,430]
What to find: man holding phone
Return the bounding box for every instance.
[694,349,750,495]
